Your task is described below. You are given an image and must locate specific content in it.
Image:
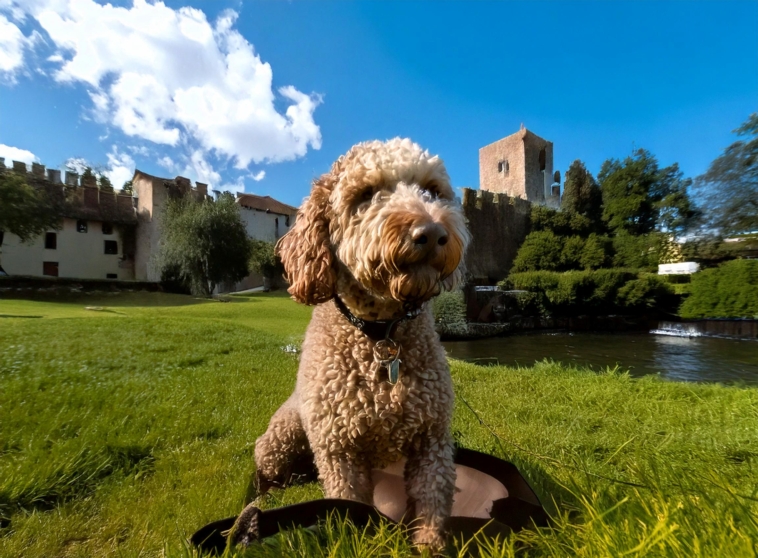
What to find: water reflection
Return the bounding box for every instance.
[442,333,758,385]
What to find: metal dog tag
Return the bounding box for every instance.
[388,358,401,384]
[373,339,401,384]
[373,339,400,363]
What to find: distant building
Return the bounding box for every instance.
[132,170,210,283]
[236,193,298,243]
[479,127,561,209]
[1,160,297,292]
[235,192,298,291]
[0,158,137,280]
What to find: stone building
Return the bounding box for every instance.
[0,158,137,280]
[132,170,297,291]
[479,127,560,209]
[236,193,297,244]
[132,170,210,283]
[234,193,298,290]
[464,127,561,284]
[1,161,296,291]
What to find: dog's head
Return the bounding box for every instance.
[278,138,470,307]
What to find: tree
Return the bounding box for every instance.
[0,171,60,244]
[248,239,283,280]
[160,192,252,296]
[561,160,603,228]
[511,230,563,272]
[121,180,134,195]
[98,174,112,190]
[599,149,695,237]
[694,113,758,235]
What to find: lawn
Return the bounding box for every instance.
[0,292,756,557]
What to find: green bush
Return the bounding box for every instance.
[612,232,662,270]
[616,274,675,310]
[560,235,586,269]
[581,234,612,269]
[501,269,675,317]
[511,231,564,272]
[680,259,758,319]
[531,205,595,236]
[432,290,469,337]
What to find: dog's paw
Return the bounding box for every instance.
[228,503,262,547]
[411,525,446,555]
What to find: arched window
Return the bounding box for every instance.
[538,148,546,172]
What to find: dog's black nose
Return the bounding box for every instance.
[412,223,448,248]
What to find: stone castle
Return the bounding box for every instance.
[0,159,297,290]
[463,127,560,283]
[479,127,560,208]
[1,127,556,288]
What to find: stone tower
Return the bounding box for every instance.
[479,128,560,208]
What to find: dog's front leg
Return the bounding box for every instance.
[315,449,373,504]
[404,427,455,550]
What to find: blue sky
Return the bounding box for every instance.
[1,0,756,208]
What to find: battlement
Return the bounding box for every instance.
[461,186,533,212]
[1,158,137,224]
[460,187,532,283]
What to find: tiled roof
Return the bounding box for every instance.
[236,193,298,215]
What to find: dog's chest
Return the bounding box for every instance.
[305,316,450,462]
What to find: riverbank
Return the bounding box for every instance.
[1,293,757,557]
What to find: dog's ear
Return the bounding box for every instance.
[277,174,336,305]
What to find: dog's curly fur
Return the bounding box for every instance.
[254,138,470,549]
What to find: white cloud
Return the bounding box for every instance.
[9,0,322,170]
[105,147,135,189]
[63,156,89,174]
[249,170,265,181]
[62,148,134,189]
[0,143,38,166]
[0,14,26,79]
[157,155,175,171]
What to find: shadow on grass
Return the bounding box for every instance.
[0,314,43,318]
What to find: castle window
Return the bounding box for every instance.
[43,261,59,277]
[102,222,113,235]
[539,148,546,172]
[497,160,509,175]
[77,220,88,233]
[104,240,118,254]
[45,232,57,250]
[106,273,117,279]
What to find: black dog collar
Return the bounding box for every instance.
[333,295,423,342]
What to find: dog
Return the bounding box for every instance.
[253,138,470,550]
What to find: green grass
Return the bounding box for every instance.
[1,292,757,557]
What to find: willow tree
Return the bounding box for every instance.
[160,192,252,296]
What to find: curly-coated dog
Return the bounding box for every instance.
[253,138,471,550]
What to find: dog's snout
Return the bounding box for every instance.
[411,223,448,248]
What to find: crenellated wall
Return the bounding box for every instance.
[0,158,137,224]
[461,187,532,284]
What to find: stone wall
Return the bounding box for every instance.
[479,132,527,198]
[0,158,137,224]
[461,187,532,284]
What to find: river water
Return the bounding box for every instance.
[443,332,758,385]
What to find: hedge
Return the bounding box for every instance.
[500,269,677,317]
[679,259,758,319]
